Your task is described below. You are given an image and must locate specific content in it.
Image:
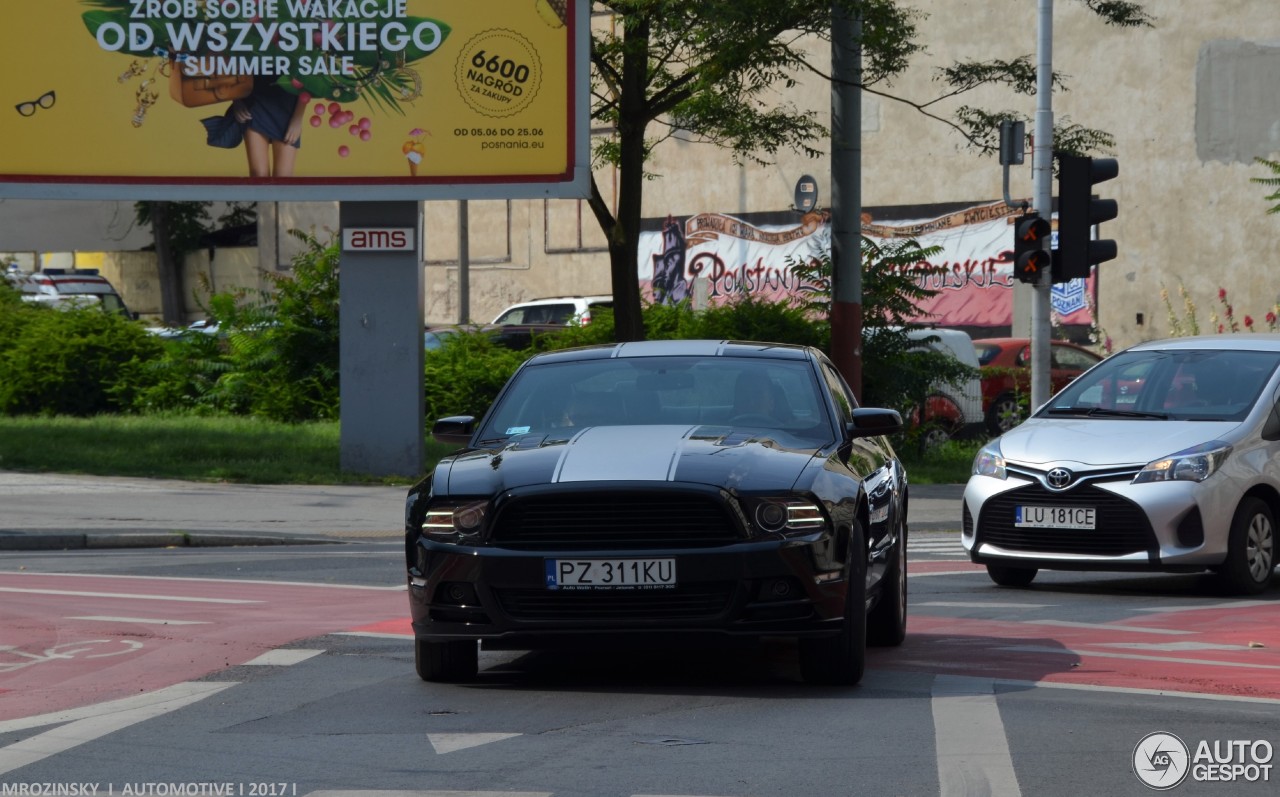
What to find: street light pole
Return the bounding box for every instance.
[1030,0,1055,410]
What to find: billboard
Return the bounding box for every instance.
[637,202,1097,329]
[0,0,589,200]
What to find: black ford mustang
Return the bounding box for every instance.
[405,340,908,684]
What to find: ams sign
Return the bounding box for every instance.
[342,228,417,252]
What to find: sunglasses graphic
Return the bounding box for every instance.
[16,91,56,117]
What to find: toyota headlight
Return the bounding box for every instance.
[972,441,1007,480]
[1133,441,1232,484]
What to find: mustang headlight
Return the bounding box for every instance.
[1133,441,1232,484]
[972,441,1007,480]
[747,498,827,536]
[422,500,489,542]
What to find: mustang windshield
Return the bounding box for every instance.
[1044,348,1280,422]
[479,355,833,444]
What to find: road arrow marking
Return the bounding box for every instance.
[428,733,522,754]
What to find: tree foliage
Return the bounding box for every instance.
[587,0,1152,342]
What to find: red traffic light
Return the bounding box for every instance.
[1013,214,1051,284]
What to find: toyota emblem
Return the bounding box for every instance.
[1046,468,1074,489]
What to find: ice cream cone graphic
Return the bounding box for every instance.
[403,128,429,176]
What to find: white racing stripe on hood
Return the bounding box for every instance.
[552,425,697,482]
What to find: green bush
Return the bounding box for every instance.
[425,331,529,420]
[0,299,164,416]
[135,231,341,422]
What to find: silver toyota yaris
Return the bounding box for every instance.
[963,335,1280,594]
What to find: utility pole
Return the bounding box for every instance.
[830,2,863,400]
[1029,0,1055,410]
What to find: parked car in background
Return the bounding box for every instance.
[491,295,612,326]
[407,340,908,685]
[974,337,1105,435]
[425,322,567,352]
[907,327,985,445]
[9,268,134,318]
[964,335,1280,594]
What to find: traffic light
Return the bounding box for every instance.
[1055,154,1118,283]
[1012,213,1051,284]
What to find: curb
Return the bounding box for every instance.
[0,531,340,551]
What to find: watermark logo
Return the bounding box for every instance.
[1134,733,1274,789]
[1133,732,1190,790]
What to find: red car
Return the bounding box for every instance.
[972,337,1104,434]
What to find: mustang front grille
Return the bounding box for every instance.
[489,493,740,549]
[976,483,1156,557]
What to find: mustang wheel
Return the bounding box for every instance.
[867,519,907,647]
[415,638,478,682]
[799,520,867,685]
[1218,497,1276,595]
[986,564,1037,587]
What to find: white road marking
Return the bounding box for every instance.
[1021,619,1193,635]
[909,569,985,578]
[66,615,210,625]
[308,791,550,797]
[992,675,1280,705]
[335,631,411,639]
[916,601,1053,609]
[0,681,236,775]
[1093,641,1258,652]
[1,571,405,591]
[998,645,1280,670]
[243,648,324,666]
[1136,600,1273,613]
[428,733,523,754]
[932,675,1022,797]
[0,586,259,604]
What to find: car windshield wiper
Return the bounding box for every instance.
[1045,406,1169,420]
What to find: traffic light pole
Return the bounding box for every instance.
[1029,0,1055,412]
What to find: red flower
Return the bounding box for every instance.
[1218,323,1225,333]
[1244,315,1254,328]
[1268,311,1277,325]
[1218,288,1228,300]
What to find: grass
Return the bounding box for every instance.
[0,414,455,485]
[0,415,979,485]
[898,436,983,485]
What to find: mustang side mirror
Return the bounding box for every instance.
[846,408,904,439]
[432,415,477,447]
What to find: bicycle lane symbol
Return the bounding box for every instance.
[0,640,144,674]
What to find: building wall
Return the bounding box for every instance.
[7,2,1277,348]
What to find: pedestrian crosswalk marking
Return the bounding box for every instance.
[429,732,523,754]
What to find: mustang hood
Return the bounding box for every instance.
[999,418,1244,467]
[442,425,820,495]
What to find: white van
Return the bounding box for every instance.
[11,268,134,318]
[904,327,985,442]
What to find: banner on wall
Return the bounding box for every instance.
[637,201,1095,329]
[0,0,588,200]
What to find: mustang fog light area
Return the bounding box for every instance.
[1133,441,1232,484]
[752,499,826,535]
[422,500,489,540]
[973,442,1007,480]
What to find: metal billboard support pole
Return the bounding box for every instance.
[339,200,425,477]
[830,2,863,400]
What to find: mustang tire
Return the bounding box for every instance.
[415,638,478,682]
[799,520,867,685]
[867,519,907,647]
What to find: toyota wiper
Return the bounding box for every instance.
[1045,406,1168,419]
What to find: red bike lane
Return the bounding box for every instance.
[0,572,405,722]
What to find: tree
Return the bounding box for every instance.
[587,0,1152,342]
[134,201,257,324]
[1254,157,1280,215]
